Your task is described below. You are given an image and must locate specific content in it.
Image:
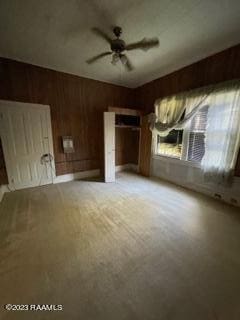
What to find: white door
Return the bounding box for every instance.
[104,112,115,182]
[0,100,55,190]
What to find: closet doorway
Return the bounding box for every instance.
[104,107,142,182]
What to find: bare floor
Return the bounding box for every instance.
[0,172,240,320]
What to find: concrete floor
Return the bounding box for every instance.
[0,172,240,320]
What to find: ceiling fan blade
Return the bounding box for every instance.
[86,52,112,64]
[91,27,112,44]
[120,54,134,72]
[125,37,159,51]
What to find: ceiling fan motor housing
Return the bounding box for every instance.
[111,39,126,53]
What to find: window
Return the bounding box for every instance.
[187,106,208,163]
[156,129,183,159]
[154,106,209,164]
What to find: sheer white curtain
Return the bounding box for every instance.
[152,80,240,185]
[201,84,240,184]
[175,90,211,129]
[152,87,212,136]
[152,95,186,136]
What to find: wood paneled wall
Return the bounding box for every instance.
[1,43,240,184]
[135,44,240,176]
[138,116,152,176]
[135,44,240,113]
[0,58,135,181]
[0,138,8,184]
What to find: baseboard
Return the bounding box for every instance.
[151,173,240,208]
[54,169,100,184]
[55,165,139,184]
[115,164,131,172]
[115,163,139,173]
[1,165,139,197]
[129,164,139,172]
[0,185,9,203]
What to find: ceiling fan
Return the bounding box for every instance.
[86,26,159,71]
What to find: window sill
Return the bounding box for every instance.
[152,154,201,168]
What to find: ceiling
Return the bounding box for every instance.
[0,0,240,88]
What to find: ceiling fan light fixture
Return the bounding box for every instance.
[120,54,127,65]
[87,26,159,71]
[111,53,119,65]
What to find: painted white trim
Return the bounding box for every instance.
[115,164,131,172]
[0,185,9,203]
[152,154,201,168]
[115,163,139,172]
[45,107,56,182]
[1,169,101,199]
[129,164,139,172]
[54,169,100,184]
[104,112,115,182]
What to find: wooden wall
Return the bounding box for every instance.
[0,58,135,182]
[0,138,8,184]
[1,43,240,184]
[138,116,152,176]
[135,44,240,113]
[135,44,240,176]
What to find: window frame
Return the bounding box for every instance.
[153,103,210,167]
[153,119,201,168]
[154,129,184,160]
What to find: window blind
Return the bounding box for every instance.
[187,106,208,163]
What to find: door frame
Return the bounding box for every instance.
[104,112,115,182]
[0,100,56,189]
[139,114,152,177]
